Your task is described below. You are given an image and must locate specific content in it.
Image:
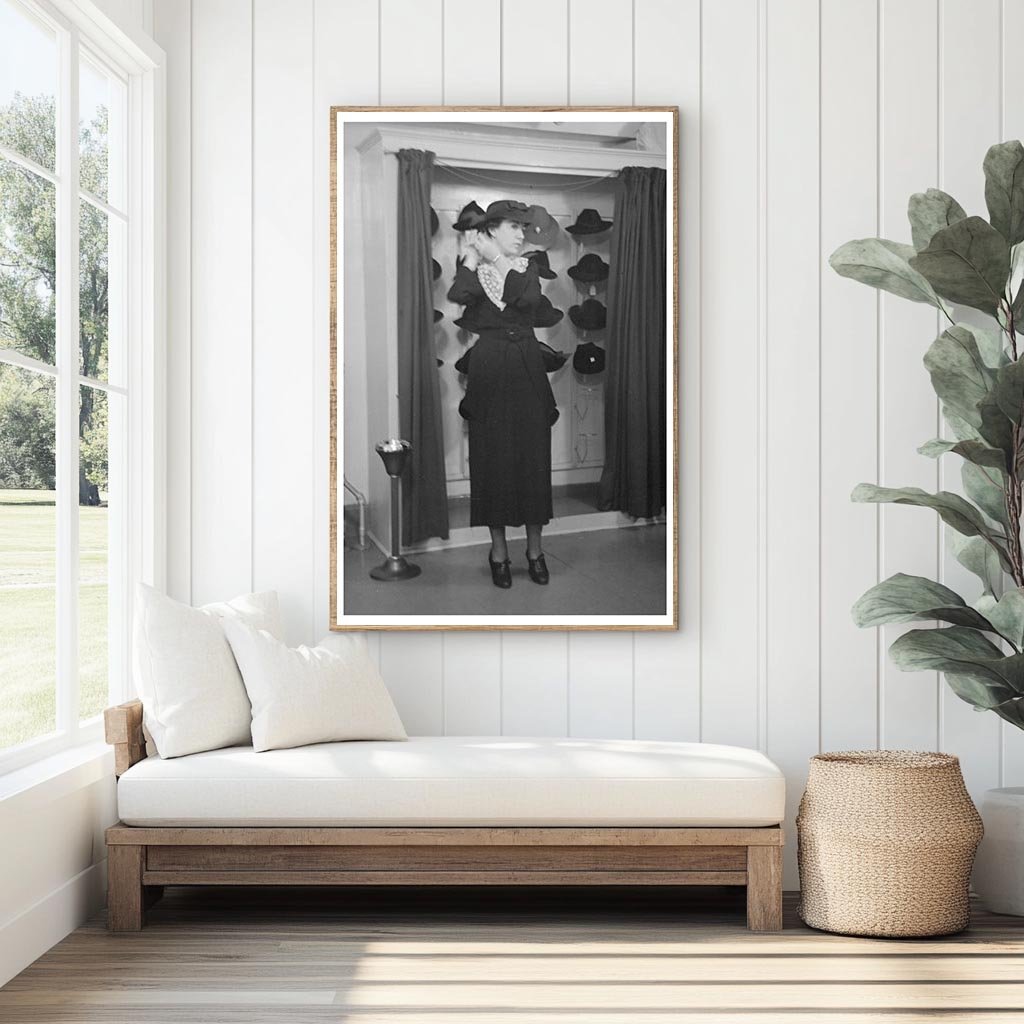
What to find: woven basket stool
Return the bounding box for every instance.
[797,751,983,937]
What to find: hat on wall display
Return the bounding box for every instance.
[453,200,486,232]
[566,208,613,235]
[573,340,606,375]
[433,309,443,323]
[568,253,609,284]
[430,206,439,236]
[523,250,557,279]
[432,258,442,281]
[534,294,564,328]
[522,205,561,249]
[569,298,607,330]
[538,341,569,372]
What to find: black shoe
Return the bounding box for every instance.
[489,555,512,589]
[526,553,549,585]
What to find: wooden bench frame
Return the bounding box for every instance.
[104,700,784,932]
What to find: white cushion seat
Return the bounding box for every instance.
[117,736,786,828]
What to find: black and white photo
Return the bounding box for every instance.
[331,108,678,630]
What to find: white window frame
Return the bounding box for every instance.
[0,0,164,776]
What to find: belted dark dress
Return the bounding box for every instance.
[448,258,558,528]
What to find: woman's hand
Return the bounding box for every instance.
[460,229,481,270]
[474,232,503,265]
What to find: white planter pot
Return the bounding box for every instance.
[973,787,1024,916]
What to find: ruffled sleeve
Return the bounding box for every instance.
[447,262,483,305]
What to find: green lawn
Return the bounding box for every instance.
[0,489,109,751]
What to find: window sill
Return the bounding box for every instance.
[0,740,114,816]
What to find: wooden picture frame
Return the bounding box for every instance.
[331,107,679,631]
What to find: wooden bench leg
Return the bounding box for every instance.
[107,845,145,932]
[746,845,783,931]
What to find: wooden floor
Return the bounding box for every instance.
[3,885,1024,1022]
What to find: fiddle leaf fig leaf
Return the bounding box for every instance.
[944,671,1024,713]
[977,392,1016,458]
[962,461,1009,528]
[851,484,1011,567]
[908,188,968,251]
[830,238,943,307]
[909,217,1011,315]
[993,357,1024,423]
[967,321,1011,369]
[984,140,1024,246]
[950,532,1004,596]
[852,573,994,630]
[923,325,997,427]
[977,589,1024,649]
[942,407,983,442]
[889,627,1024,705]
[918,437,1007,471]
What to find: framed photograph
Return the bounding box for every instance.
[330,107,678,631]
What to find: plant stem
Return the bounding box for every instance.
[1006,308,1024,587]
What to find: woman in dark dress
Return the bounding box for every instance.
[447,200,558,589]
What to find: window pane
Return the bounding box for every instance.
[0,0,57,173]
[79,51,126,209]
[0,157,56,364]
[79,384,110,723]
[80,202,124,383]
[0,362,56,750]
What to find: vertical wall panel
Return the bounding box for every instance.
[313,0,380,642]
[444,635,502,734]
[502,633,569,736]
[190,0,253,605]
[632,0,700,742]
[253,0,316,646]
[1002,0,1024,786]
[568,0,633,104]
[764,0,820,884]
[501,0,569,104]
[153,0,191,604]
[878,0,941,751]
[568,634,635,738]
[381,0,443,105]
[380,633,445,734]
[699,0,760,749]
[444,0,500,105]
[819,0,879,753]
[938,0,1002,797]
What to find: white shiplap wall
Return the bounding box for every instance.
[154,0,1024,885]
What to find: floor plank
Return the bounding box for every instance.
[3,886,1024,1022]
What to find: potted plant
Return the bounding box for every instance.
[831,140,1024,914]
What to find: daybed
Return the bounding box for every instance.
[104,699,786,932]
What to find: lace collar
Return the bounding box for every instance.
[478,256,529,310]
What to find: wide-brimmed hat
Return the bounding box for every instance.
[573,341,605,374]
[523,205,560,249]
[453,201,486,232]
[480,199,532,226]
[569,298,606,330]
[432,258,442,281]
[534,295,564,328]
[430,207,439,236]
[568,253,609,283]
[566,208,612,235]
[433,308,443,323]
[524,249,557,279]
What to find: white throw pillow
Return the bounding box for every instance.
[222,621,407,752]
[133,584,283,758]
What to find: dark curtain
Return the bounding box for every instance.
[598,165,668,519]
[396,148,449,543]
